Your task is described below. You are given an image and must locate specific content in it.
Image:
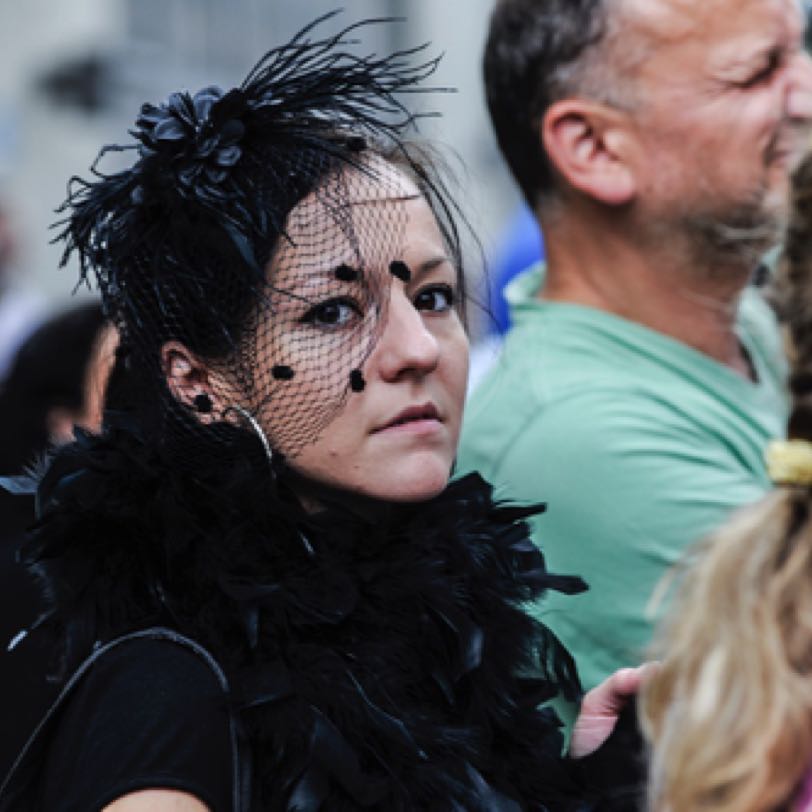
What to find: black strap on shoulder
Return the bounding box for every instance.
[0,627,249,812]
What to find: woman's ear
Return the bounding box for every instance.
[541,99,637,206]
[161,341,223,423]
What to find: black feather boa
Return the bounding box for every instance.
[14,423,633,810]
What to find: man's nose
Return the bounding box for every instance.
[787,50,812,120]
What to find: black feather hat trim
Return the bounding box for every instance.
[55,13,447,296]
[12,420,636,809]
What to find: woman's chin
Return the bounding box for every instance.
[362,455,454,503]
[351,468,451,504]
[382,478,449,504]
[293,458,452,506]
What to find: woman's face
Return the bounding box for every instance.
[259,159,469,503]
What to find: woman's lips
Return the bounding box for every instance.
[374,403,441,433]
[379,418,443,436]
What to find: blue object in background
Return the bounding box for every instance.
[487,205,544,334]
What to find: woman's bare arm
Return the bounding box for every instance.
[103,789,210,811]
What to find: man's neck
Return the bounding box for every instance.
[538,211,757,379]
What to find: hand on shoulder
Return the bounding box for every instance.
[570,662,658,758]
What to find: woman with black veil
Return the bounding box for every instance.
[0,16,644,812]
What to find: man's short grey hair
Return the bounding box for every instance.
[483,0,636,208]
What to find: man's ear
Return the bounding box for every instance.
[541,99,637,206]
[161,341,223,422]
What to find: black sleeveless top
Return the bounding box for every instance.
[39,635,233,811]
[2,629,243,812]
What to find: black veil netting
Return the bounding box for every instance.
[54,13,462,469]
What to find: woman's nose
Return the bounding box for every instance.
[374,292,440,382]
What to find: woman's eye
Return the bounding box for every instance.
[414,284,454,313]
[301,297,361,327]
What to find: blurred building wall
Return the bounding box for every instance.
[0,0,126,298]
[0,0,520,329]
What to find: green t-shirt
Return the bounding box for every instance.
[458,266,787,702]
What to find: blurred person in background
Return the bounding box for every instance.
[0,300,110,780]
[642,150,812,812]
[0,301,108,474]
[0,203,45,384]
[458,0,812,722]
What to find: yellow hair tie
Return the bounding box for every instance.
[765,439,812,486]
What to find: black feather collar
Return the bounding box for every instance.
[16,423,604,810]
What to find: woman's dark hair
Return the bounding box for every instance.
[0,301,105,473]
[56,14,465,463]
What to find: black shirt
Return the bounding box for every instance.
[37,637,233,811]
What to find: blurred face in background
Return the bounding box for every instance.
[48,323,117,442]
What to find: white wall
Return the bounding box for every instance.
[0,0,127,298]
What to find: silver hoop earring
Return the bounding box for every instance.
[223,404,274,468]
[222,406,314,556]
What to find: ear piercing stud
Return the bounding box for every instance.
[349,369,366,392]
[193,393,213,413]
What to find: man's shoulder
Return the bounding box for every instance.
[458,372,679,486]
[467,377,685,442]
[465,310,685,430]
[461,283,785,481]
[471,282,783,415]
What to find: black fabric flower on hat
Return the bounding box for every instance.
[133,86,247,200]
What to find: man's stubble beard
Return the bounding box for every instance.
[646,177,787,282]
[681,189,785,278]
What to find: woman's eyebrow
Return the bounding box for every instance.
[274,257,452,301]
[278,264,365,292]
[345,193,422,207]
[411,256,453,281]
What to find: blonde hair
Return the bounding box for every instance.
[641,153,812,812]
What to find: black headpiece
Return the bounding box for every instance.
[55,13,460,466]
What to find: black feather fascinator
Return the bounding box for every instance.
[58,12,443,280]
[52,13,459,464]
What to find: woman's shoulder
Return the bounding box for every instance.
[5,630,235,812]
[72,629,232,702]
